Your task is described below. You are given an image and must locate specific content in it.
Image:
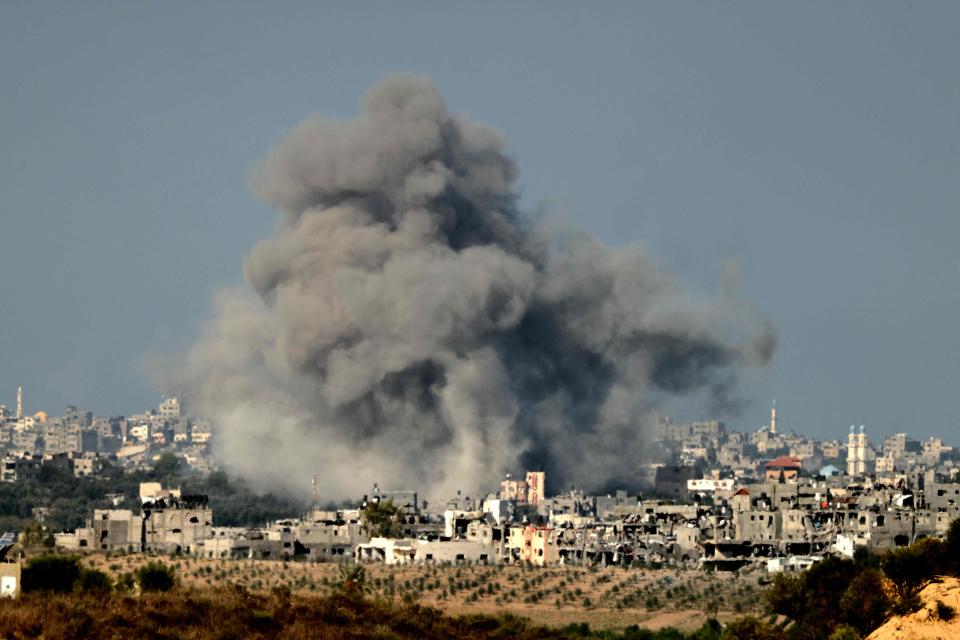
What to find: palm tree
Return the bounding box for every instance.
[333,564,371,598]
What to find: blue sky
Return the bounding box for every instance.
[1,2,957,441]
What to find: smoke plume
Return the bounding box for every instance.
[171,73,775,499]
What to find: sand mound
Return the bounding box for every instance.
[867,577,960,640]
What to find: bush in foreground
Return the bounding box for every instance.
[21,554,82,593]
[75,568,112,594]
[135,560,175,592]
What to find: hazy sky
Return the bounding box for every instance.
[1,2,957,442]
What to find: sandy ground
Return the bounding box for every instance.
[867,577,960,640]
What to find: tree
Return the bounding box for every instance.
[839,567,890,635]
[852,546,881,570]
[136,561,176,592]
[765,571,806,621]
[21,554,81,593]
[944,517,960,576]
[882,539,942,610]
[333,564,370,599]
[361,499,405,538]
[19,521,54,548]
[720,616,781,640]
[150,453,182,481]
[796,557,859,639]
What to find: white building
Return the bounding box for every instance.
[356,537,492,564]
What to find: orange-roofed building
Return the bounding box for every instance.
[731,487,752,512]
[764,455,802,483]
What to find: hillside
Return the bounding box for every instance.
[867,577,960,640]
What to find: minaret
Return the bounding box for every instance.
[856,425,867,476]
[847,425,857,476]
[770,400,778,434]
[16,386,22,420]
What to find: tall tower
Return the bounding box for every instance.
[16,386,22,420]
[770,400,778,434]
[847,425,857,476]
[856,425,867,476]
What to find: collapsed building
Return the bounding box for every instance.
[56,482,212,553]
[194,510,370,561]
[51,461,960,575]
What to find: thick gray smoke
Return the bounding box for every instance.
[172,73,775,500]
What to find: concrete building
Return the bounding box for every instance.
[654,466,697,500]
[525,471,545,506]
[356,537,492,565]
[764,456,802,483]
[140,484,212,553]
[510,525,558,566]
[499,475,527,503]
[91,509,138,551]
[158,397,181,420]
[1,454,40,483]
[687,478,736,494]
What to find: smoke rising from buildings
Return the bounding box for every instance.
[170,73,775,499]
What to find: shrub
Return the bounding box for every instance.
[136,561,176,592]
[828,626,862,640]
[689,618,723,640]
[936,600,956,621]
[115,572,135,593]
[720,616,781,640]
[882,540,942,608]
[75,568,112,594]
[21,554,81,593]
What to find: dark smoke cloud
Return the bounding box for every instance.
[169,73,775,499]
